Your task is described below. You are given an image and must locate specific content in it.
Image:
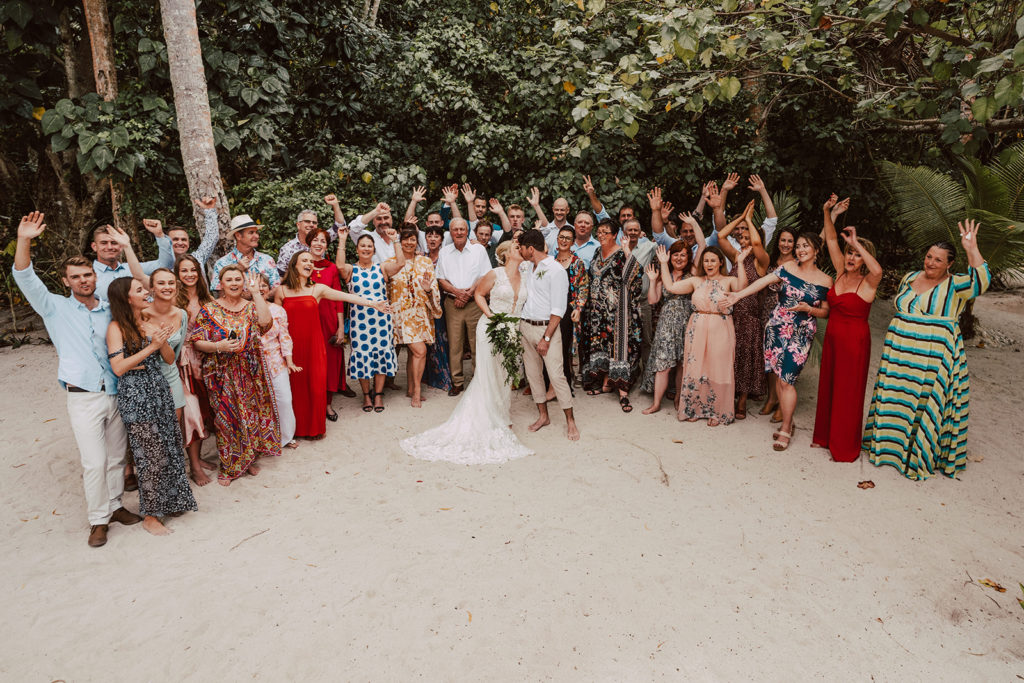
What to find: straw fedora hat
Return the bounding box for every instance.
[227,214,261,238]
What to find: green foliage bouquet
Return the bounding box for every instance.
[485,313,523,387]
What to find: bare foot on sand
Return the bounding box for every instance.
[528,416,550,432]
[566,421,580,441]
[247,463,261,476]
[142,516,172,536]
[218,477,231,487]
[190,467,211,487]
[200,459,217,472]
[642,404,660,415]
[284,441,299,449]
[411,396,422,408]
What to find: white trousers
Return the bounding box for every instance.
[271,371,295,446]
[66,391,128,525]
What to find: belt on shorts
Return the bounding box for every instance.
[66,384,102,393]
[522,319,549,326]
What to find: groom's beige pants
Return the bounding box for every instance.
[520,321,574,408]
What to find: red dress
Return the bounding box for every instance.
[310,260,348,392]
[812,282,872,462]
[283,295,327,438]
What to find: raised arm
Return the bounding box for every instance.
[714,173,739,230]
[842,226,883,286]
[645,262,663,305]
[246,273,272,330]
[723,270,780,306]
[105,225,148,283]
[334,225,350,272]
[716,201,752,264]
[693,183,709,222]
[380,243,407,277]
[730,247,751,292]
[141,219,174,271]
[462,184,478,224]
[315,282,391,313]
[822,194,849,274]
[742,202,771,274]
[489,198,510,232]
[648,187,664,237]
[582,175,604,214]
[324,193,346,239]
[442,184,462,221]
[655,246,697,295]
[527,186,549,226]
[405,186,427,222]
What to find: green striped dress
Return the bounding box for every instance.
[862,263,990,480]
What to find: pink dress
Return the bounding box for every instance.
[678,278,736,424]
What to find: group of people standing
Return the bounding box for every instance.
[12,172,991,546]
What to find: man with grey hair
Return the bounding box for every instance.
[275,194,348,274]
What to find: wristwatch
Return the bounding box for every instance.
[543,335,551,342]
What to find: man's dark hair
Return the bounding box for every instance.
[424,225,445,237]
[518,229,545,251]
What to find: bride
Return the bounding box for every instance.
[401,238,533,463]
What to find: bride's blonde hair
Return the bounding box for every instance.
[495,241,513,265]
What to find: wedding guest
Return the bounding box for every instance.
[610,219,656,407]
[713,201,770,419]
[91,219,174,300]
[812,195,882,462]
[306,224,356,420]
[12,212,142,548]
[552,225,589,391]
[174,254,216,486]
[339,235,397,412]
[167,196,221,270]
[259,274,299,449]
[725,233,832,450]
[659,245,749,425]
[760,226,797,420]
[384,225,443,407]
[278,250,389,434]
[581,219,629,408]
[436,217,492,396]
[188,266,281,484]
[347,201,414,263]
[517,229,580,441]
[862,221,989,480]
[209,214,280,293]
[640,241,693,414]
[275,194,347,274]
[421,225,455,392]
[106,276,197,535]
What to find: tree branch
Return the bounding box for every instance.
[835,14,974,49]
[879,117,1024,132]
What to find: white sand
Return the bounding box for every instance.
[1,294,1022,681]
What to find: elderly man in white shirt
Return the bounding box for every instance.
[435,218,492,395]
[517,229,580,441]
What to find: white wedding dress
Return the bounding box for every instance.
[401,266,534,464]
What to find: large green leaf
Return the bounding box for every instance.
[963,209,1024,280]
[958,157,1010,218]
[990,142,1024,222]
[879,160,967,263]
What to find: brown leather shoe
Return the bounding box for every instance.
[88,524,108,548]
[447,385,463,397]
[110,507,142,525]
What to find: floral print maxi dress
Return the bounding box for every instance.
[678,279,735,424]
[763,267,829,385]
[386,254,443,344]
[581,248,625,389]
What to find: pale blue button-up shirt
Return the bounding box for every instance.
[93,235,174,300]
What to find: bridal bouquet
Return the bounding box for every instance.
[485,313,523,387]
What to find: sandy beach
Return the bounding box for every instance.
[1,293,1022,681]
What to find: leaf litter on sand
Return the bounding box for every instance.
[857,481,875,489]
[978,579,1006,593]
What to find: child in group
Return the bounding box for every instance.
[259,274,300,448]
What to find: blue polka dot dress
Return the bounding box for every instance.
[348,263,397,380]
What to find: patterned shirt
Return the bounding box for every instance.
[210,247,280,292]
[260,303,294,378]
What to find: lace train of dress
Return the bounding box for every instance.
[402,266,533,464]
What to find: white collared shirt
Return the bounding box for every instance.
[520,256,568,321]
[435,241,491,290]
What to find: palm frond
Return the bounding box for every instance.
[989,141,1024,221]
[959,157,1011,218]
[964,209,1024,279]
[879,160,967,260]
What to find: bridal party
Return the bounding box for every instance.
[12,173,991,547]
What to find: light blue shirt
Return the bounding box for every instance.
[94,235,174,300]
[545,232,600,270]
[12,263,118,394]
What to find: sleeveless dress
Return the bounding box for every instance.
[678,279,735,424]
[763,267,829,385]
[639,289,693,392]
[110,337,197,517]
[863,264,990,480]
[310,259,348,393]
[401,266,533,464]
[732,254,766,397]
[283,294,328,438]
[348,264,397,379]
[812,280,873,462]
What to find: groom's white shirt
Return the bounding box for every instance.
[521,256,568,321]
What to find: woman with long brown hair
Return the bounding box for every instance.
[106,276,197,534]
[306,225,354,419]
[640,240,693,414]
[174,254,216,486]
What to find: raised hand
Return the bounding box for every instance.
[722,173,740,192]
[409,186,427,205]
[17,211,46,240]
[823,193,838,212]
[830,197,850,221]
[324,193,340,207]
[705,183,723,210]
[533,218,545,230]
[194,196,217,210]
[742,198,756,219]
[747,174,766,193]
[461,183,476,204]
[841,226,859,246]
[660,201,674,222]
[441,184,458,205]
[679,211,701,230]
[582,174,596,195]
[406,215,419,227]
[647,187,662,211]
[701,181,716,201]
[644,262,659,281]
[528,186,541,206]
[488,197,504,214]
[958,219,980,250]
[418,272,433,292]
[246,273,263,295]
[655,244,670,265]
[142,218,164,237]
[105,225,133,248]
[737,246,753,264]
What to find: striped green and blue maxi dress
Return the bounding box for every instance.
[862,263,990,480]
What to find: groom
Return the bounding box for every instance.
[517,230,581,441]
